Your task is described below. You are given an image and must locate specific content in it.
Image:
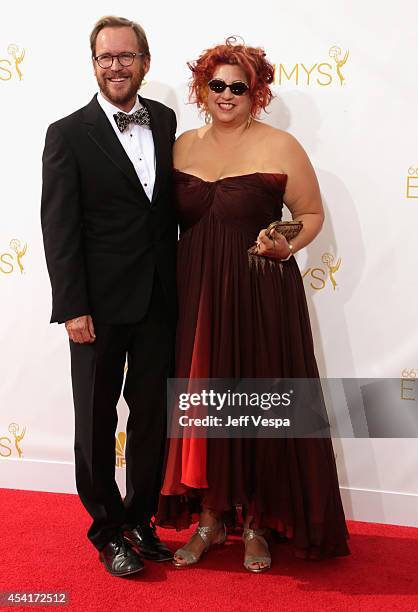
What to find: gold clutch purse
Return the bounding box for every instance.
[248,220,303,270]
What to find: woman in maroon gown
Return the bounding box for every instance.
[157,38,350,571]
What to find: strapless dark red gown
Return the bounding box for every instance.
[157,169,350,559]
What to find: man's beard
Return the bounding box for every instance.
[97,67,145,106]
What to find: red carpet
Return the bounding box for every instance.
[0,488,417,611]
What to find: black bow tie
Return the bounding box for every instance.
[113,107,151,132]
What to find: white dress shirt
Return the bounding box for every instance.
[97,92,155,201]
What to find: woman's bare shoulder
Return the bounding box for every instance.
[173,129,197,163]
[174,128,196,148]
[174,127,208,151]
[253,123,314,179]
[256,122,303,151]
[173,126,210,165]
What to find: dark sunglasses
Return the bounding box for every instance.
[208,78,249,96]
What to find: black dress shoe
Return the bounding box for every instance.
[99,534,144,577]
[124,521,173,562]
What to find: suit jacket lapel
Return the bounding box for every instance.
[82,95,145,195]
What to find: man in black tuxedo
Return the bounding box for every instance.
[41,16,177,576]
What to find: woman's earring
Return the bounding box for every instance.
[246,115,253,129]
[204,110,212,125]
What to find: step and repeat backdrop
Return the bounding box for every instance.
[1,1,417,525]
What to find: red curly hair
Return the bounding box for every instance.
[188,36,274,119]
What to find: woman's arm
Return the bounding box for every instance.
[257,132,324,260]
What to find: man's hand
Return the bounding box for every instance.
[65,315,96,344]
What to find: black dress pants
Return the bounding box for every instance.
[69,275,173,550]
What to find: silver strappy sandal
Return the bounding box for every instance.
[243,528,271,573]
[173,522,227,568]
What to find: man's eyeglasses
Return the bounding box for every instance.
[94,52,145,69]
[208,79,249,96]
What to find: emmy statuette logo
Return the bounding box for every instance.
[274,45,349,87]
[0,239,27,275]
[0,423,26,458]
[115,432,126,468]
[328,46,349,85]
[406,167,418,199]
[302,252,342,291]
[0,44,25,82]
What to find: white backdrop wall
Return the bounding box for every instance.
[1,0,417,526]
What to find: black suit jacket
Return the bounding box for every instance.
[41,94,177,325]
